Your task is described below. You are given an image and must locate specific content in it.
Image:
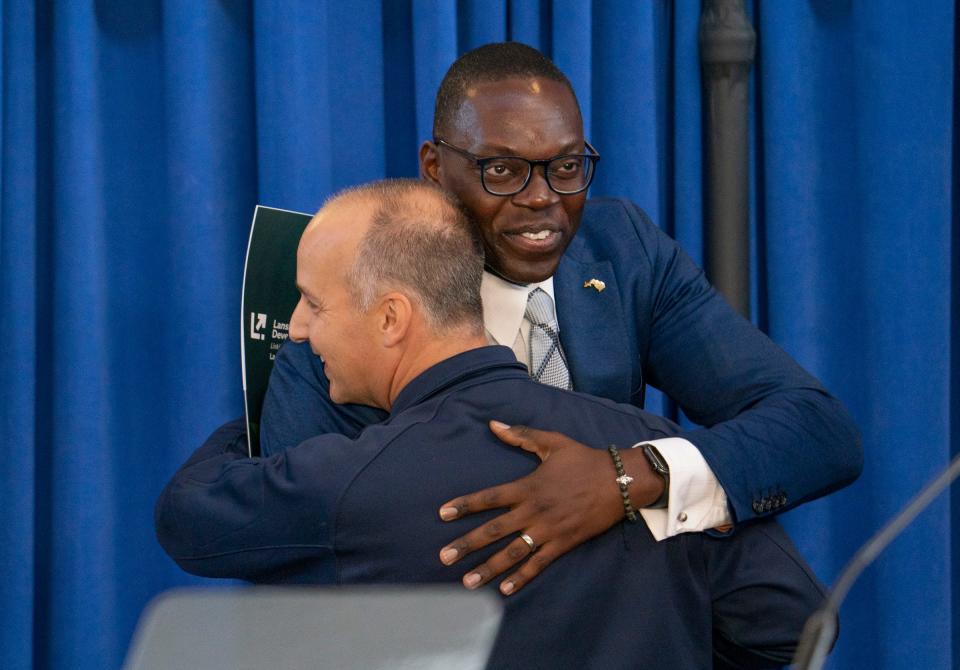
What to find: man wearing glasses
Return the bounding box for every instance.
[259,43,861,597]
[158,179,832,669]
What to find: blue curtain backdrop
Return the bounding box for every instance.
[1,1,956,668]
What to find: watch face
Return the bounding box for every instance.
[643,445,669,475]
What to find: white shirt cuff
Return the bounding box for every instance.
[634,437,731,541]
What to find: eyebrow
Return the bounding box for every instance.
[296,283,316,300]
[472,140,585,158]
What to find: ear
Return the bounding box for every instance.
[377,292,414,347]
[419,140,441,185]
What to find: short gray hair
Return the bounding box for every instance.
[327,179,485,334]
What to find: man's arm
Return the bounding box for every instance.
[434,200,862,593]
[154,419,355,582]
[155,338,385,580]
[636,200,862,521]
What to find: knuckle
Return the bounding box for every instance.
[531,553,552,570]
[484,554,512,574]
[534,499,553,515]
[480,491,500,507]
[483,521,504,539]
[538,429,564,445]
[506,543,527,561]
[514,475,535,491]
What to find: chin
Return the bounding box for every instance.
[498,258,562,284]
[330,386,365,407]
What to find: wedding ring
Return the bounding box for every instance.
[520,532,537,553]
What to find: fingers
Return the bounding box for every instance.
[439,508,526,565]
[498,547,559,595]
[487,421,569,461]
[438,480,522,521]
[457,535,560,597]
[437,424,586,521]
[457,535,539,590]
[437,427,612,597]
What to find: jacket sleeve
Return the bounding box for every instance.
[154,419,349,582]
[259,339,388,455]
[628,201,863,523]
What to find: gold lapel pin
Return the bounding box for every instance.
[583,278,606,292]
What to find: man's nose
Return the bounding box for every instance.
[288,299,309,342]
[512,165,560,209]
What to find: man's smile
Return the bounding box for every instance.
[501,227,564,256]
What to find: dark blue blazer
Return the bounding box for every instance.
[261,198,862,523]
[157,347,828,669]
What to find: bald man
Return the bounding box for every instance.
[157,179,829,669]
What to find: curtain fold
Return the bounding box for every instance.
[1,3,39,667]
[1,1,955,668]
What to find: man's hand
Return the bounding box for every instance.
[437,421,664,595]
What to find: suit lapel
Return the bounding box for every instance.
[554,256,632,402]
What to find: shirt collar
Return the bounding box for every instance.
[389,346,529,416]
[481,271,555,346]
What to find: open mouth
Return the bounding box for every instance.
[503,229,563,254]
[521,230,552,241]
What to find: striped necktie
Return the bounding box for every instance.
[525,288,572,390]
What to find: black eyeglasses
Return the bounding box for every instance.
[433,138,600,196]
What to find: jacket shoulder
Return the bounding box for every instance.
[572,198,668,265]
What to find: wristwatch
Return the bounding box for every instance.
[639,443,670,509]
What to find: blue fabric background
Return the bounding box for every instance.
[1,1,956,668]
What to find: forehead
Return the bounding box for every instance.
[447,77,583,154]
[297,200,371,283]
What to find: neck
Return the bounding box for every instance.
[382,327,489,410]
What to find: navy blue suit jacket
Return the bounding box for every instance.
[157,347,828,669]
[261,198,862,523]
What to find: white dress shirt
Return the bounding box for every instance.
[481,270,732,541]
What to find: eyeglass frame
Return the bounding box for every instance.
[432,138,601,196]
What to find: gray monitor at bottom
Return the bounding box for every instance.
[124,585,503,670]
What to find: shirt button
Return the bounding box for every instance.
[677,512,688,523]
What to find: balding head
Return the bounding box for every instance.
[289,179,487,409]
[334,180,485,333]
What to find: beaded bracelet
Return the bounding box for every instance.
[607,445,638,522]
